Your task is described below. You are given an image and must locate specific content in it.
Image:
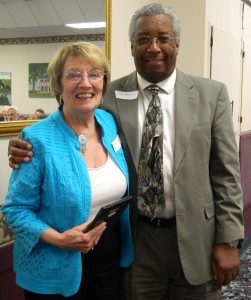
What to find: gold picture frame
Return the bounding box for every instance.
[0,120,38,137]
[105,0,111,61]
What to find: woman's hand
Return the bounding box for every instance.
[62,222,107,253]
[8,138,33,169]
[40,222,107,253]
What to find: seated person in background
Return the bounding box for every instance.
[37,113,50,119]
[1,105,10,121]
[7,105,19,121]
[1,41,133,300]
[33,108,44,119]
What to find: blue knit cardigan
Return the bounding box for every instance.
[2,108,134,297]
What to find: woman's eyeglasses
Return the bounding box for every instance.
[65,70,105,83]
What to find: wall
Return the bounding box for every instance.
[239,131,251,238]
[205,0,251,137]
[205,0,243,136]
[240,2,251,133]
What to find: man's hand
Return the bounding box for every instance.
[211,243,240,290]
[8,139,33,169]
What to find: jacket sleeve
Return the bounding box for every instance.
[2,130,50,255]
[209,83,244,244]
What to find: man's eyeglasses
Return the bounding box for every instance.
[133,35,176,48]
[65,70,105,83]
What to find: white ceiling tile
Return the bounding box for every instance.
[0,0,24,2]
[51,0,88,24]
[0,0,106,38]
[0,3,17,28]
[5,1,38,27]
[28,0,62,26]
[77,0,105,22]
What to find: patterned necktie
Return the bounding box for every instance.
[138,85,164,220]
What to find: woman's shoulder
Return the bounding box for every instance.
[21,111,58,142]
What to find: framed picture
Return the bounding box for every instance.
[0,72,11,105]
[28,63,52,98]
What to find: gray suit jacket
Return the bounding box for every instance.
[103,69,244,285]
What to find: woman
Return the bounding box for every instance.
[2,42,133,299]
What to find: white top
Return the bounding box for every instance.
[88,154,127,220]
[137,69,176,218]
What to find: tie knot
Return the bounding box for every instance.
[147,85,159,96]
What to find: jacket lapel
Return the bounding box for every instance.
[115,72,140,170]
[174,70,198,175]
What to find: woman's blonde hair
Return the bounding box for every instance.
[47,41,110,102]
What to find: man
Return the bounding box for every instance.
[7,3,244,300]
[33,108,44,119]
[7,105,19,121]
[1,105,10,121]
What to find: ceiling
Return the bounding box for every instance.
[0,0,105,39]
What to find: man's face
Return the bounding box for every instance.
[7,108,18,121]
[34,111,43,119]
[131,14,179,83]
[2,106,9,120]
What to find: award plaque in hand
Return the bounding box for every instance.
[83,196,133,233]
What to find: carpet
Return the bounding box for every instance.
[221,237,251,299]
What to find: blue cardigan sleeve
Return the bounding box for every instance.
[2,130,50,255]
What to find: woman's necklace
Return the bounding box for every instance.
[78,134,87,153]
[62,112,88,153]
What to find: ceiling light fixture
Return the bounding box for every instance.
[65,22,106,29]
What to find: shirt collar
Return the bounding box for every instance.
[137,69,176,94]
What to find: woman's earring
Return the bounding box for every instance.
[99,97,104,107]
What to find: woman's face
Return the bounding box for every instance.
[61,55,104,115]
